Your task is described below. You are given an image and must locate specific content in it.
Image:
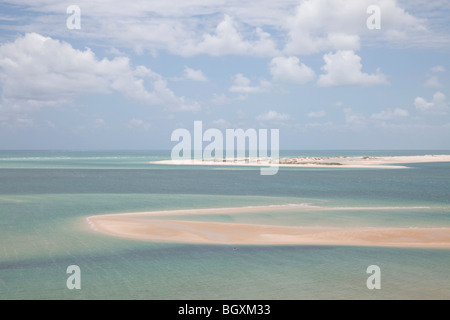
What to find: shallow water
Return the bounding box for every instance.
[0,150,449,299]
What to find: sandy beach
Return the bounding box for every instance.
[150,155,450,169]
[87,204,450,248]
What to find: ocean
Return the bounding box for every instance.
[0,150,449,299]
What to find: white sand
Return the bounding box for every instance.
[150,155,450,169]
[86,204,450,248]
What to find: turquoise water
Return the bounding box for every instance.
[0,150,449,299]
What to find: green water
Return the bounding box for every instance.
[0,150,449,299]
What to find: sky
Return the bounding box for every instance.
[0,0,449,150]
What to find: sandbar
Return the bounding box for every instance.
[86,204,450,248]
[150,155,450,169]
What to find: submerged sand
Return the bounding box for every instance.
[150,155,450,169]
[86,205,450,248]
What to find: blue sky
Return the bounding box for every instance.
[0,0,449,150]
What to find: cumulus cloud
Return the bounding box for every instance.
[256,110,291,122]
[0,0,436,59]
[424,75,443,88]
[269,56,316,84]
[414,91,448,115]
[211,93,232,105]
[306,110,327,118]
[317,50,389,87]
[183,66,207,82]
[127,118,151,131]
[229,74,270,94]
[424,65,446,88]
[371,108,409,120]
[343,108,366,126]
[283,0,424,55]
[181,15,279,57]
[431,65,445,73]
[0,33,199,122]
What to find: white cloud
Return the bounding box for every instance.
[92,118,106,129]
[283,0,425,55]
[106,46,127,57]
[414,91,448,115]
[181,15,279,57]
[371,108,409,120]
[431,65,445,73]
[229,73,270,94]
[343,108,366,125]
[1,0,440,60]
[211,93,232,105]
[256,110,291,122]
[317,50,389,87]
[424,75,443,88]
[269,56,316,84]
[183,66,207,82]
[211,118,231,128]
[127,118,151,131]
[306,110,327,118]
[46,120,56,129]
[0,114,34,128]
[424,65,445,88]
[0,33,199,122]
[328,33,360,51]
[305,121,333,128]
[414,97,433,111]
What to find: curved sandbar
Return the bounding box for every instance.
[86,204,450,248]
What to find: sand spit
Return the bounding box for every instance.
[150,155,450,169]
[86,204,450,248]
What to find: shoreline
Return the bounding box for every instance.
[86,204,450,248]
[149,155,450,169]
